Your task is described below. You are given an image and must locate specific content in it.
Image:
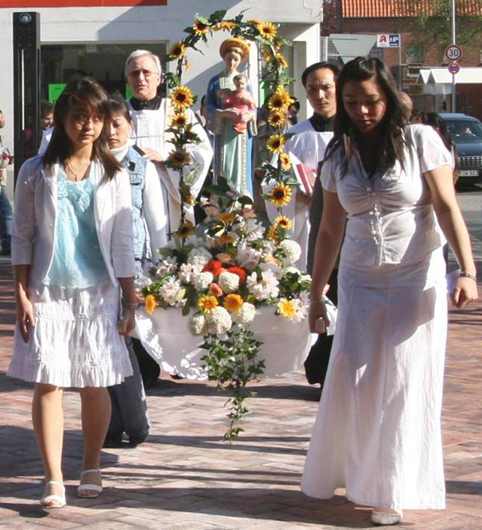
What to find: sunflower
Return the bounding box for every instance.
[266,224,277,241]
[170,112,188,128]
[216,234,236,246]
[278,298,297,318]
[266,134,286,154]
[268,183,292,207]
[280,152,292,171]
[166,148,192,169]
[224,293,244,313]
[267,111,287,128]
[217,212,236,224]
[257,21,277,42]
[275,54,289,68]
[168,41,186,60]
[262,45,274,62]
[184,58,191,72]
[193,20,210,36]
[170,86,195,111]
[248,19,262,26]
[274,215,292,230]
[145,294,159,315]
[214,21,236,31]
[197,295,219,314]
[177,220,195,239]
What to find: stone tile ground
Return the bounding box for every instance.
[1,189,482,529]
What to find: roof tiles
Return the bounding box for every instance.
[343,0,482,18]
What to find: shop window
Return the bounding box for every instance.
[41,42,168,103]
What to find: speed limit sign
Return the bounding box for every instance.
[445,44,463,62]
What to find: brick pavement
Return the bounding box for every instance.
[1,212,482,529]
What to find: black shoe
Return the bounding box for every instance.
[103,433,123,448]
[128,432,148,447]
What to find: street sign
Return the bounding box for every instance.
[445,44,463,62]
[377,34,400,48]
[448,62,460,75]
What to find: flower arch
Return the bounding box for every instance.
[163,10,298,242]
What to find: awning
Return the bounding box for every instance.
[415,67,482,95]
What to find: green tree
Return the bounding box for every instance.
[397,0,482,58]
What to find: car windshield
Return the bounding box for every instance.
[444,119,482,143]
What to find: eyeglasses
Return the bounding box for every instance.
[128,69,160,79]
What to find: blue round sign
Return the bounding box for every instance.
[448,62,460,75]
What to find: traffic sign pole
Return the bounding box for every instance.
[451,0,457,112]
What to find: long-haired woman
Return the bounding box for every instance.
[8,77,136,508]
[302,57,477,525]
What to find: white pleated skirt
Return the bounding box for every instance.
[301,248,448,510]
[8,279,133,388]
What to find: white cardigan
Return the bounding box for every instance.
[12,155,135,286]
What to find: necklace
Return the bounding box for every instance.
[66,160,90,182]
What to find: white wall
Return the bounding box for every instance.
[0,0,322,151]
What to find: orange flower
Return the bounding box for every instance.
[217,212,236,224]
[224,293,244,313]
[216,234,236,245]
[227,266,247,284]
[204,260,224,276]
[209,283,224,297]
[145,294,158,315]
[197,295,218,314]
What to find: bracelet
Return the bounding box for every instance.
[122,300,138,309]
[460,271,477,282]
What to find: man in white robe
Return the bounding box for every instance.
[264,62,339,271]
[125,50,213,234]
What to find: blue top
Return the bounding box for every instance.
[43,165,109,288]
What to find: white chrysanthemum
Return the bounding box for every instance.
[159,277,184,306]
[259,261,283,279]
[194,271,214,292]
[187,247,212,269]
[231,302,256,326]
[188,314,208,335]
[218,271,240,293]
[156,256,178,275]
[279,239,302,265]
[236,242,262,271]
[246,270,279,301]
[207,306,232,334]
[184,235,205,247]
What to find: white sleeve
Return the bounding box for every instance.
[320,155,338,193]
[143,160,168,260]
[412,124,453,173]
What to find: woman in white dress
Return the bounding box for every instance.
[8,77,136,508]
[303,57,477,526]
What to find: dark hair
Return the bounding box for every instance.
[108,92,132,124]
[301,61,340,87]
[40,100,54,118]
[327,56,406,177]
[422,112,458,167]
[43,76,121,180]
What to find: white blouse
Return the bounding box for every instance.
[321,124,452,267]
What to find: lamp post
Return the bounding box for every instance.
[451,0,456,112]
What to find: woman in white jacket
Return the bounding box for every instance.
[8,77,136,508]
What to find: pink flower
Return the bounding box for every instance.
[209,283,223,297]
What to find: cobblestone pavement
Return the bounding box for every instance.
[1,186,482,529]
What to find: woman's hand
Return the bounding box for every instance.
[118,307,136,337]
[16,295,35,343]
[142,147,164,164]
[451,277,478,309]
[309,300,330,334]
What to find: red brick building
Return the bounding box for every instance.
[326,0,482,118]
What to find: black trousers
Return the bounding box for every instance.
[304,269,338,386]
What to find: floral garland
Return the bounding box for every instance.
[142,11,309,440]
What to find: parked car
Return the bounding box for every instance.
[439,113,482,182]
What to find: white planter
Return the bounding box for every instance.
[134,305,316,380]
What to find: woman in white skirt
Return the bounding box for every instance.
[303,57,478,526]
[8,77,136,508]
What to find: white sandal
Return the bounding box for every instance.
[77,468,103,498]
[371,508,403,526]
[40,480,66,508]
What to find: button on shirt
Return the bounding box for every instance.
[321,124,453,267]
